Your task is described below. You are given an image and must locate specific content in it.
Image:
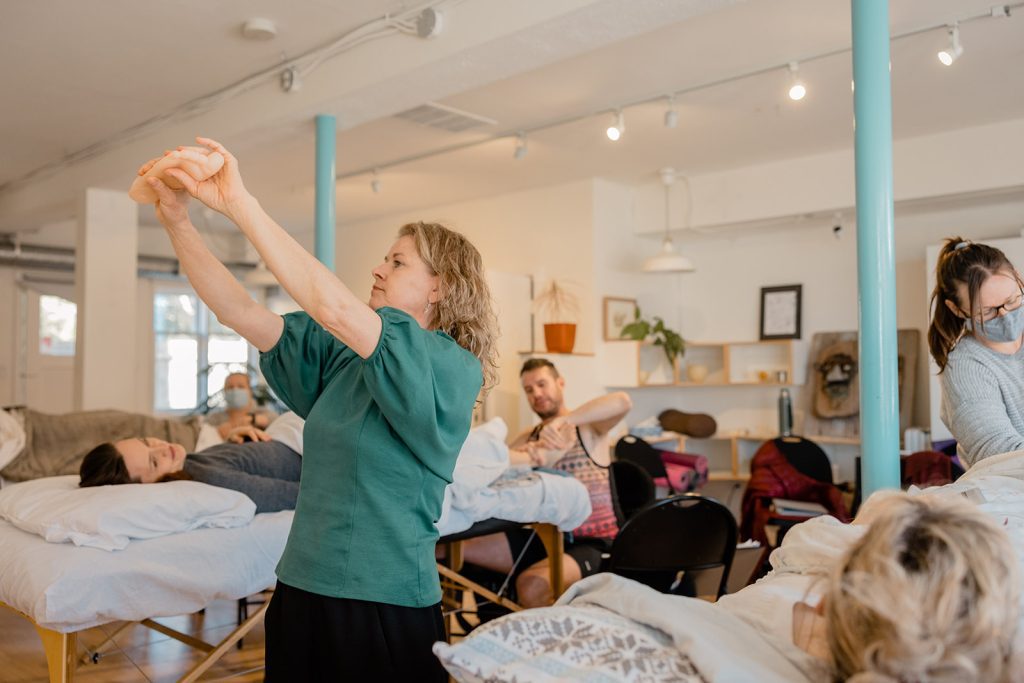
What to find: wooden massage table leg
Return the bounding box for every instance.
[1,601,78,683]
[530,522,566,598]
[34,625,77,683]
[177,598,271,683]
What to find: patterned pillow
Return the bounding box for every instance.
[433,604,706,683]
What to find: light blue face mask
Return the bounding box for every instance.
[224,388,250,409]
[966,304,1024,343]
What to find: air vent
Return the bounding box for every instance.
[394,102,497,133]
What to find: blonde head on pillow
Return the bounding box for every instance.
[825,493,1020,683]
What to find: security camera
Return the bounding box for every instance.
[833,223,843,239]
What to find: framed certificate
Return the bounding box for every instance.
[760,285,802,340]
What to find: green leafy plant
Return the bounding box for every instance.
[620,307,685,365]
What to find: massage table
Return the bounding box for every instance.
[1,485,581,683]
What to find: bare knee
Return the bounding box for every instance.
[516,572,554,608]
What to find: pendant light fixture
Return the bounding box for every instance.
[643,167,695,273]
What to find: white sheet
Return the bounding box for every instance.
[1,462,587,632]
[0,510,292,633]
[437,469,591,536]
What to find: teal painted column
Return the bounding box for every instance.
[852,0,901,494]
[315,114,336,270]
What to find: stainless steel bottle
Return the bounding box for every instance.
[778,388,793,437]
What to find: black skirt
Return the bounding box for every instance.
[264,581,448,682]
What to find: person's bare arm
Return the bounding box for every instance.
[508,427,535,450]
[146,176,283,352]
[562,392,633,437]
[165,140,381,358]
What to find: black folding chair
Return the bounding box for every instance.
[609,459,656,524]
[615,435,677,494]
[607,493,737,599]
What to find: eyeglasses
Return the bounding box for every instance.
[963,289,1024,323]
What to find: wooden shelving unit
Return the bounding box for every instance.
[602,339,795,388]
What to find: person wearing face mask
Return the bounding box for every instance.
[205,371,278,442]
[929,237,1024,466]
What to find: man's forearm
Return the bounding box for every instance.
[565,392,632,427]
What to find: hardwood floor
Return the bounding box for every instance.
[0,599,266,682]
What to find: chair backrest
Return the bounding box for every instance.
[615,435,671,484]
[609,459,656,525]
[608,493,738,598]
[774,436,833,484]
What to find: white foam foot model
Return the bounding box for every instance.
[129,147,225,204]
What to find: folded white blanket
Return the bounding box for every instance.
[435,417,591,536]
[557,574,825,683]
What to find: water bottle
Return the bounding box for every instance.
[778,388,793,437]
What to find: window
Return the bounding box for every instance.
[39,295,77,356]
[153,290,256,412]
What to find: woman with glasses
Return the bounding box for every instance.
[929,237,1024,465]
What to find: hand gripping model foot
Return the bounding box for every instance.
[129,146,225,204]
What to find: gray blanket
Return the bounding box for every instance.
[1,408,201,482]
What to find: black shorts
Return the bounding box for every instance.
[505,528,609,578]
[264,581,447,682]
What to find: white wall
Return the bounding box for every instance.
[598,177,1024,440]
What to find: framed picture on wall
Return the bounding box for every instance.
[603,297,637,340]
[760,284,802,340]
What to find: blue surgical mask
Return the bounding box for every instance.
[966,305,1024,343]
[224,388,250,409]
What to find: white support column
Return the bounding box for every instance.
[74,188,138,411]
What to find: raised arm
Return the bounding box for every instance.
[563,391,633,437]
[146,174,283,352]
[164,138,382,358]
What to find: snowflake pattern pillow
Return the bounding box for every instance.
[434,604,706,683]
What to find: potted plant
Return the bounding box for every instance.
[620,307,685,366]
[533,279,581,353]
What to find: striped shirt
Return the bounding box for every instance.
[531,424,619,539]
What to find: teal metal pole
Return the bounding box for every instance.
[315,114,336,270]
[852,0,901,494]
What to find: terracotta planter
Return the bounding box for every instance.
[543,323,577,353]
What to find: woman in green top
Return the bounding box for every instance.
[140,138,498,681]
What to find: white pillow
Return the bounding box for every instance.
[0,475,256,551]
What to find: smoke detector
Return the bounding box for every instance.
[416,8,444,38]
[241,18,278,41]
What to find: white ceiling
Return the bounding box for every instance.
[2,0,1022,239]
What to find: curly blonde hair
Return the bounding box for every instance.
[825,494,1019,683]
[399,222,499,395]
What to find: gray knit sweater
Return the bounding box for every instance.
[940,334,1024,466]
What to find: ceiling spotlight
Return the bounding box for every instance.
[606,110,624,141]
[664,96,679,129]
[938,24,963,66]
[513,132,528,160]
[370,169,381,194]
[241,18,278,41]
[787,62,806,101]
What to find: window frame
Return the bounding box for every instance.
[151,283,258,415]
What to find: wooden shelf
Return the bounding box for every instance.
[518,350,595,356]
[600,339,794,388]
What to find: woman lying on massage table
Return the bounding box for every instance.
[78,434,300,513]
[787,492,1020,682]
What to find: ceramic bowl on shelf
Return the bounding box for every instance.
[685,364,709,383]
